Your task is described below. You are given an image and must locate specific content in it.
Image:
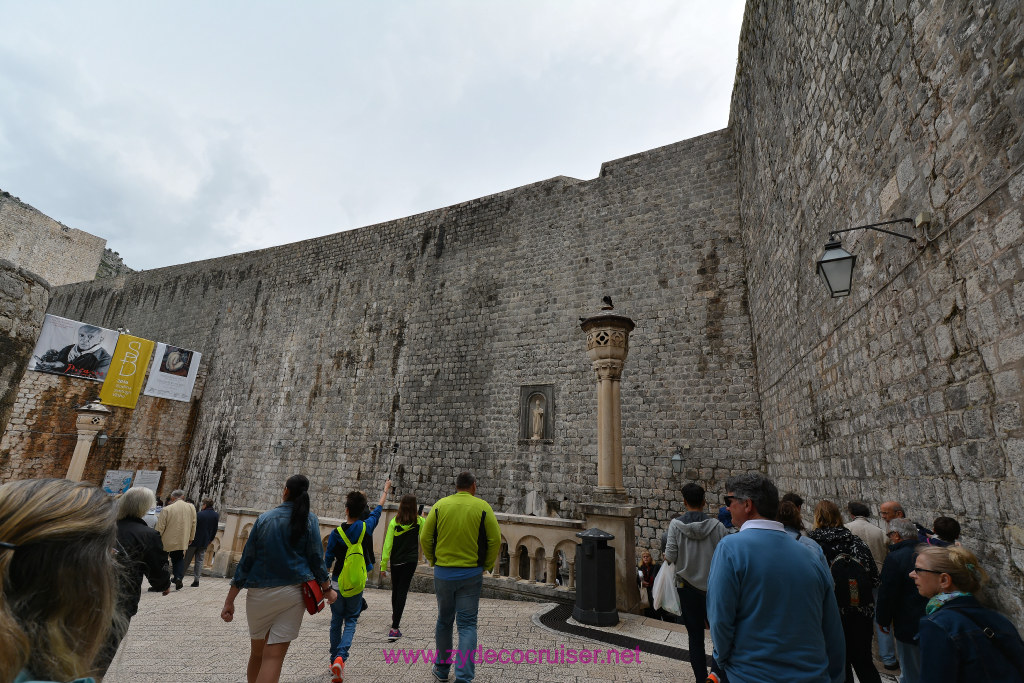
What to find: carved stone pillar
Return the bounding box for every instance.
[545,556,558,587]
[567,560,576,590]
[67,401,110,482]
[510,549,521,580]
[580,313,635,501]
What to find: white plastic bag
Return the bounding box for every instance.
[651,561,681,616]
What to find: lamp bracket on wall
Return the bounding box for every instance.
[817,217,918,298]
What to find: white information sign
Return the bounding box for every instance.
[133,469,163,494]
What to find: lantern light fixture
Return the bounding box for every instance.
[816,217,920,298]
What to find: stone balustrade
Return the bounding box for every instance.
[207,504,586,595]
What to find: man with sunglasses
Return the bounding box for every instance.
[876,517,928,683]
[707,474,845,683]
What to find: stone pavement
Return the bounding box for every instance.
[103,577,700,683]
[104,577,897,683]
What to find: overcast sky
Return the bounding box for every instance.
[0,2,745,271]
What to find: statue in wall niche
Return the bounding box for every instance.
[530,394,545,439]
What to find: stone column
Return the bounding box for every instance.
[545,556,558,587]
[580,313,635,500]
[567,560,576,590]
[510,548,522,580]
[66,401,110,482]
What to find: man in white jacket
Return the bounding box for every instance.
[664,483,728,683]
[155,489,197,590]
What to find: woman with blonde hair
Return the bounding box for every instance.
[0,478,121,683]
[94,486,171,676]
[808,499,881,683]
[913,545,1024,681]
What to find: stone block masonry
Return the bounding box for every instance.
[36,129,764,550]
[0,190,106,286]
[731,0,1024,622]
[0,260,50,441]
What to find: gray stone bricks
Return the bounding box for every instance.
[0,190,106,286]
[732,0,1023,625]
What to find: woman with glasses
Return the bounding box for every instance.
[912,545,1024,682]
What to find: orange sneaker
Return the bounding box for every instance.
[330,655,345,683]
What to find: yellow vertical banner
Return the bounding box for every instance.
[99,335,155,409]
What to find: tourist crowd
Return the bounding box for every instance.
[1,471,1022,683]
[645,474,1024,683]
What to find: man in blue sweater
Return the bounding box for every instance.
[707,473,845,683]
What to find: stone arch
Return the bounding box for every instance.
[514,535,543,581]
[236,523,254,553]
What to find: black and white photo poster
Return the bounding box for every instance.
[29,314,120,381]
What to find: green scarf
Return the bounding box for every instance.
[925,591,971,615]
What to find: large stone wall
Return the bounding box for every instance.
[36,130,763,547]
[0,369,204,498]
[0,260,50,440]
[731,0,1024,620]
[0,191,107,286]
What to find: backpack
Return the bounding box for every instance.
[338,523,367,598]
[829,552,873,609]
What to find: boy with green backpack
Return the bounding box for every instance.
[324,479,391,683]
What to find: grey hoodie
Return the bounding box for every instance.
[663,512,728,591]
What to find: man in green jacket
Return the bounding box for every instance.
[421,472,501,683]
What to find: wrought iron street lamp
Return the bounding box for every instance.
[816,218,917,298]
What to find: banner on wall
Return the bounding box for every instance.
[99,335,156,408]
[28,314,120,382]
[133,470,163,494]
[102,470,134,495]
[142,343,201,402]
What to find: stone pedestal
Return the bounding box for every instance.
[580,502,642,613]
[67,401,110,482]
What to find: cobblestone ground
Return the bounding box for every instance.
[104,577,697,683]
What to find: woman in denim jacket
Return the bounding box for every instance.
[913,545,1024,682]
[221,475,336,683]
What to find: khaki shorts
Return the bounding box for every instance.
[246,584,305,645]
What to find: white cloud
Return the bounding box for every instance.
[0,1,744,269]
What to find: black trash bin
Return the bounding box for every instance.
[572,527,618,626]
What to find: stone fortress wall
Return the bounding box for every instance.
[29,130,762,554]
[731,0,1023,619]
[0,190,107,286]
[2,0,1022,625]
[0,260,50,446]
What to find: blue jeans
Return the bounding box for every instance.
[894,640,921,683]
[434,573,483,682]
[873,589,897,666]
[329,592,363,662]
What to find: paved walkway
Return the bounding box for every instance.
[104,577,898,682]
[104,577,700,682]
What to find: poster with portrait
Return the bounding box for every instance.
[102,470,134,495]
[28,314,120,382]
[142,343,201,402]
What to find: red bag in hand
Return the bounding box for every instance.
[302,580,326,614]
